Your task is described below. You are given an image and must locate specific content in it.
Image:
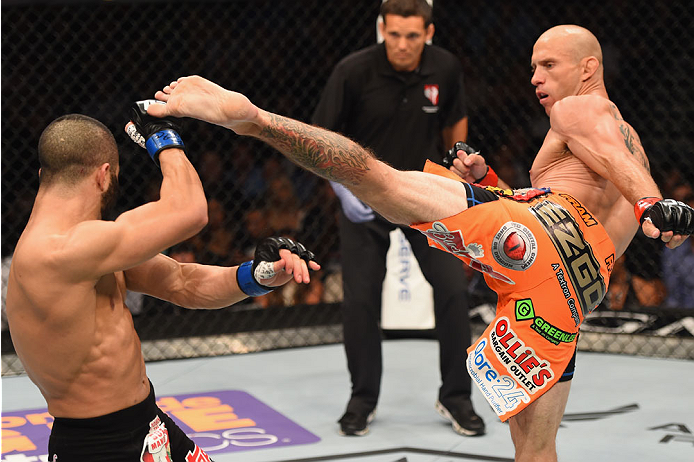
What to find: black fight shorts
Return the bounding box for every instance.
[48,382,213,462]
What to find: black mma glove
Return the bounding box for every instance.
[442,141,479,168]
[442,141,499,186]
[635,197,694,235]
[236,237,317,297]
[126,100,185,166]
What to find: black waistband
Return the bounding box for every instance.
[52,381,157,434]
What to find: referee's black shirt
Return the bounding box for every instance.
[312,42,467,172]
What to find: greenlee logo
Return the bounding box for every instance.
[515,298,535,321]
[531,316,577,345]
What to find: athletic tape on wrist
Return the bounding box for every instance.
[236,260,274,297]
[253,260,278,281]
[125,122,146,149]
[145,129,185,163]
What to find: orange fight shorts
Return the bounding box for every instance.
[411,161,616,421]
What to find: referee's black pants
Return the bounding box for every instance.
[339,212,473,414]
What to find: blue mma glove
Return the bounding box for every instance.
[126,100,185,166]
[236,237,317,297]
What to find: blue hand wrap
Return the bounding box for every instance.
[145,129,185,164]
[236,260,274,297]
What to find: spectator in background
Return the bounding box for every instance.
[255,265,325,308]
[227,139,267,209]
[488,126,532,189]
[240,179,326,309]
[311,0,484,437]
[237,207,273,259]
[252,171,324,308]
[189,197,236,266]
[662,182,694,308]
[264,174,305,238]
[662,233,694,309]
[606,232,665,310]
[300,179,341,266]
[198,150,227,194]
[169,242,198,264]
[606,178,694,310]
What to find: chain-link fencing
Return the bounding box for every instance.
[2,0,693,376]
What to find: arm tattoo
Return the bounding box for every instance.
[258,113,371,185]
[609,103,650,172]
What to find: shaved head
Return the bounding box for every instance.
[531,25,606,113]
[536,25,603,67]
[38,114,118,186]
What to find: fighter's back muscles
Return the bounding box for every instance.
[255,111,469,225]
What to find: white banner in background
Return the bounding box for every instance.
[381,228,435,330]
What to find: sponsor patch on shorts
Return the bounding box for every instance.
[558,193,598,227]
[421,221,484,259]
[515,298,535,321]
[531,316,578,345]
[420,221,516,285]
[489,317,554,394]
[141,416,172,462]
[467,316,559,421]
[467,336,530,419]
[530,200,606,320]
[492,222,538,271]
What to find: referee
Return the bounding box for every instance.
[312,0,484,438]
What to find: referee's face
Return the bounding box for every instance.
[380,14,434,72]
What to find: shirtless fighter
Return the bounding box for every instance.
[141,25,693,462]
[6,102,319,461]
